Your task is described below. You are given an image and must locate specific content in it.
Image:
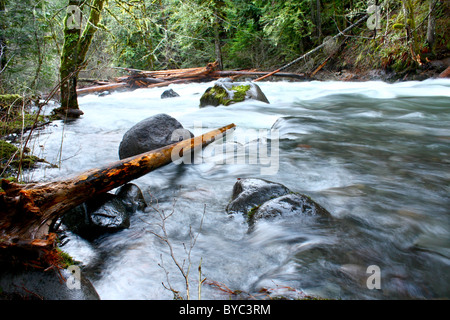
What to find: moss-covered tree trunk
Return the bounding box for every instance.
[426,0,436,53]
[401,0,420,65]
[213,0,225,70]
[0,0,7,72]
[57,0,106,118]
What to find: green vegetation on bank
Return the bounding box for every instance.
[0,93,51,184]
[1,1,448,97]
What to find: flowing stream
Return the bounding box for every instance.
[28,79,449,300]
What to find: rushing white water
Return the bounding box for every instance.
[28,79,450,300]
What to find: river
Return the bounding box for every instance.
[28,79,450,300]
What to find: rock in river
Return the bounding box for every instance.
[226,178,291,216]
[200,79,270,108]
[61,183,146,241]
[161,88,180,99]
[226,178,331,225]
[118,113,193,160]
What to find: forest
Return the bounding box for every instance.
[0,0,448,99]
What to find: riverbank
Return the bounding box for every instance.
[310,57,450,82]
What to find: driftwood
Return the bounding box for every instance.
[77,61,306,96]
[439,65,450,78]
[0,123,236,264]
[77,82,130,95]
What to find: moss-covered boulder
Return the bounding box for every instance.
[0,94,24,110]
[200,80,270,108]
[0,140,42,171]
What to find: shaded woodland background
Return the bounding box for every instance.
[0,0,448,97]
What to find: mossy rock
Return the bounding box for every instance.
[0,140,44,177]
[0,94,23,110]
[0,140,19,160]
[200,80,269,108]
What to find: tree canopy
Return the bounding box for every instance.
[0,0,448,96]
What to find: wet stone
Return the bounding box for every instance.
[118,113,193,160]
[161,88,180,99]
[226,178,332,226]
[61,184,146,241]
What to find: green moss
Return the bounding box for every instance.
[0,94,23,110]
[56,248,79,268]
[0,139,44,178]
[393,23,405,30]
[200,85,232,107]
[0,140,18,160]
[200,84,252,107]
[247,204,261,222]
[231,85,250,103]
[1,113,48,138]
[213,86,232,106]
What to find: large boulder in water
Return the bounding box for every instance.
[61,183,146,241]
[118,113,193,160]
[226,178,291,216]
[253,193,331,220]
[200,79,270,108]
[226,178,331,225]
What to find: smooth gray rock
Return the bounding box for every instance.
[226,178,291,215]
[161,88,180,99]
[118,113,193,160]
[253,193,332,220]
[226,178,332,225]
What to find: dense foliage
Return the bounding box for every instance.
[0,0,448,95]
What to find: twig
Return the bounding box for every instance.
[142,199,207,300]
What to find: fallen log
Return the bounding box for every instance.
[77,62,221,95]
[0,123,236,265]
[77,82,129,96]
[439,65,450,78]
[76,61,308,96]
[213,70,307,80]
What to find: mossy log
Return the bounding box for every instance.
[0,123,236,264]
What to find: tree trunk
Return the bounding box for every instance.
[214,18,223,70]
[314,0,322,40]
[58,0,83,114]
[0,0,7,72]
[0,123,236,264]
[213,0,225,70]
[57,0,106,118]
[402,0,420,64]
[426,0,436,51]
